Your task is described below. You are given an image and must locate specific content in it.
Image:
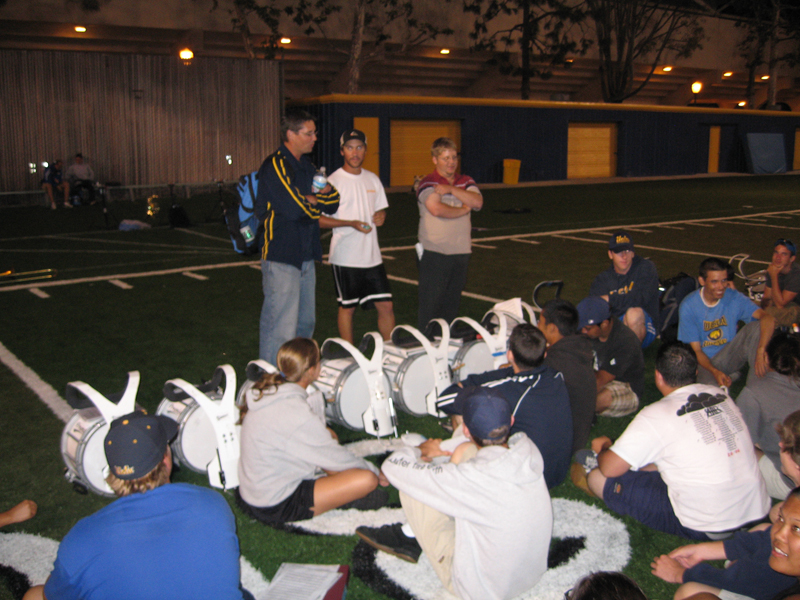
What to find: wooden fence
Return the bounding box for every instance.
[0,50,282,192]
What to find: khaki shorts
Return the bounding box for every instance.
[765,304,800,327]
[599,380,639,417]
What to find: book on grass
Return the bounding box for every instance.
[262,563,348,600]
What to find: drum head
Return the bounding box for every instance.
[323,360,392,431]
[453,340,494,382]
[61,409,115,497]
[394,353,433,416]
[156,396,220,473]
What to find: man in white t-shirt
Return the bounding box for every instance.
[578,341,769,540]
[321,129,395,342]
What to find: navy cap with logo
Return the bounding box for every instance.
[576,296,611,330]
[104,411,178,480]
[461,387,512,442]
[340,129,367,147]
[609,231,634,253]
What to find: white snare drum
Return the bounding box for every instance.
[61,407,115,497]
[156,392,221,473]
[449,339,495,382]
[382,344,433,417]
[316,358,392,430]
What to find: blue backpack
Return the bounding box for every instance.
[225,172,260,255]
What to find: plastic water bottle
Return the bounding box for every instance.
[311,167,327,193]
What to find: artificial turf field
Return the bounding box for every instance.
[2,173,800,600]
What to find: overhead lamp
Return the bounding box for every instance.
[662,66,673,72]
[179,48,193,65]
[761,74,770,80]
[723,71,733,77]
[440,48,450,55]
[280,38,291,44]
[74,26,86,33]
[691,81,702,104]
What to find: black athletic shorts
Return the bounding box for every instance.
[332,264,392,310]
[234,479,315,524]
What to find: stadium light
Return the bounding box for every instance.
[723,71,733,77]
[440,48,450,55]
[280,38,291,44]
[179,48,193,65]
[662,66,673,72]
[74,26,86,33]
[691,81,702,104]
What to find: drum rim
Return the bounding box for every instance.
[320,360,392,431]
[61,411,114,496]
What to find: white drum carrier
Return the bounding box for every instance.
[60,371,141,497]
[382,319,453,417]
[236,359,326,426]
[160,365,240,490]
[316,333,397,437]
[447,298,538,382]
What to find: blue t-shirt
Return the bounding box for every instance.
[678,288,757,358]
[45,483,244,600]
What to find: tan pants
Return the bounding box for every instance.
[399,444,478,594]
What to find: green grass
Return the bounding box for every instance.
[1,173,799,600]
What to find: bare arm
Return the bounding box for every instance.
[753,308,776,378]
[424,194,472,219]
[433,184,483,210]
[765,265,798,309]
[595,369,615,392]
[690,341,731,388]
[372,209,386,226]
[318,215,371,233]
[592,436,631,478]
[0,500,37,528]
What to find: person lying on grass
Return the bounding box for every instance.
[235,337,388,525]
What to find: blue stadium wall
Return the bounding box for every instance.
[289,95,800,185]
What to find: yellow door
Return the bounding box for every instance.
[794,128,800,171]
[390,120,461,187]
[353,117,380,176]
[708,126,721,173]
[567,123,618,179]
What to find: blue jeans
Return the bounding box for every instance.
[259,260,315,365]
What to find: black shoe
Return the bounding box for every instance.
[355,523,422,563]
[339,487,389,511]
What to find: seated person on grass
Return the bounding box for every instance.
[678,257,775,389]
[567,572,649,600]
[577,296,645,417]
[356,386,552,600]
[762,239,800,328]
[538,298,597,455]
[650,487,800,600]
[737,332,800,500]
[651,488,797,600]
[236,337,387,525]
[24,411,248,600]
[41,160,70,209]
[436,323,573,489]
[589,230,660,347]
[573,341,769,540]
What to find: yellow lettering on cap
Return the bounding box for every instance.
[115,465,135,476]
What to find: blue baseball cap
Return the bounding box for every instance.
[577,296,611,330]
[460,387,512,442]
